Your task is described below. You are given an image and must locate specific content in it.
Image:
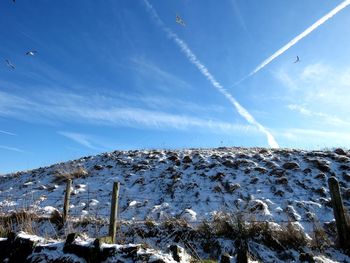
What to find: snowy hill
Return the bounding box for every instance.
[0,147,350,262]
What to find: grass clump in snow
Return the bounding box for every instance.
[0,210,38,236]
[52,166,88,184]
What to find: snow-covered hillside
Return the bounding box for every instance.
[1,147,350,262]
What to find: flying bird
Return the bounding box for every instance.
[26,50,37,56]
[294,56,300,63]
[176,15,186,26]
[5,59,15,69]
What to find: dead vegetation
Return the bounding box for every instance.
[0,210,39,236]
[52,166,88,184]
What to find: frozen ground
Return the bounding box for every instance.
[0,147,349,262]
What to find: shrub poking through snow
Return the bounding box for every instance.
[52,166,88,184]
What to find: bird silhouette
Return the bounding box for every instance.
[294,56,300,63]
[176,15,186,26]
[26,50,37,56]
[5,59,15,69]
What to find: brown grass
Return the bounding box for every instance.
[0,210,38,236]
[52,166,88,184]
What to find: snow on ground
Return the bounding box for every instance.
[0,147,349,261]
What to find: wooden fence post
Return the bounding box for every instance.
[236,214,248,263]
[328,176,349,249]
[63,179,72,223]
[109,182,120,243]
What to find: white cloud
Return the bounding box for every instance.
[275,70,298,90]
[58,131,100,150]
[300,63,331,81]
[0,130,16,136]
[279,128,350,148]
[276,63,350,114]
[130,57,192,91]
[288,104,349,126]
[0,90,256,135]
[0,145,23,153]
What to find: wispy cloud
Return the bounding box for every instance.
[0,145,23,153]
[230,0,248,32]
[130,57,192,92]
[276,63,350,111]
[234,0,350,85]
[0,90,256,135]
[0,130,16,136]
[143,0,279,148]
[274,70,298,91]
[279,128,350,148]
[58,131,100,150]
[288,104,350,126]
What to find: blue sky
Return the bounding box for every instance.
[1,0,350,173]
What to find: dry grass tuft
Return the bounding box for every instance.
[50,209,64,229]
[52,166,88,184]
[0,210,38,236]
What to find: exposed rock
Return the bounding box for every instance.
[224,182,240,193]
[65,233,77,245]
[314,173,326,181]
[274,190,285,197]
[335,156,350,163]
[282,162,300,170]
[222,160,237,168]
[182,155,192,163]
[265,161,279,169]
[334,148,347,156]
[249,200,268,212]
[220,253,231,263]
[254,166,268,174]
[169,244,181,262]
[319,198,332,208]
[259,148,269,154]
[250,177,259,184]
[94,164,103,170]
[342,188,350,200]
[303,168,312,174]
[285,205,301,221]
[234,159,256,168]
[211,172,225,181]
[314,187,327,197]
[275,177,288,185]
[342,172,350,182]
[270,168,285,177]
[299,252,315,263]
[213,185,223,193]
[307,158,331,173]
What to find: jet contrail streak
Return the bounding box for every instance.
[0,130,16,136]
[143,0,279,148]
[239,0,350,83]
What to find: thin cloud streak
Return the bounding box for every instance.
[143,0,279,148]
[235,0,350,84]
[288,104,350,126]
[58,131,100,150]
[0,90,255,135]
[0,145,23,153]
[0,130,16,136]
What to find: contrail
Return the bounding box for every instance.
[143,0,279,148]
[234,0,350,85]
[0,130,16,136]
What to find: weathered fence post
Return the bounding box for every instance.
[328,176,349,249]
[63,179,72,223]
[109,182,120,243]
[236,214,248,263]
